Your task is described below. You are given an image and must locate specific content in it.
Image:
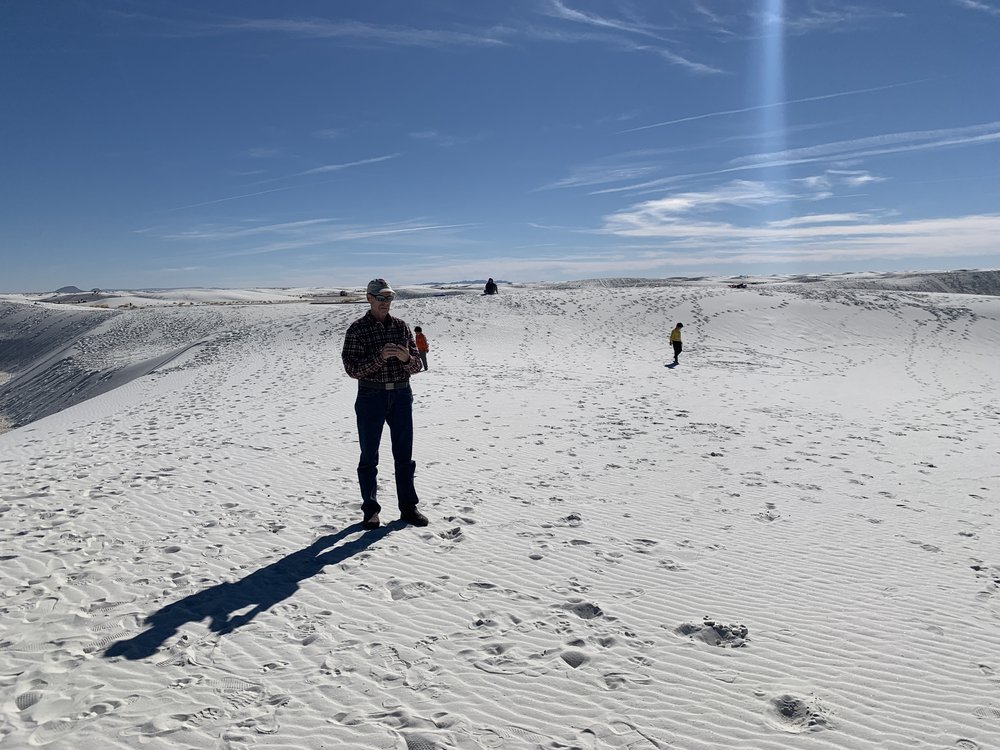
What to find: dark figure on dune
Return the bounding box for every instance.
[484,278,498,295]
[670,322,683,365]
[342,278,429,529]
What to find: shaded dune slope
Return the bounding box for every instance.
[0,301,246,429]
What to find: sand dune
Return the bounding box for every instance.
[1,277,998,749]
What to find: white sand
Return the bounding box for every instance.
[1,275,999,749]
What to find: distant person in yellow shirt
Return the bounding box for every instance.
[669,323,683,365]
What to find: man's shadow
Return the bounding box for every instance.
[104,522,394,660]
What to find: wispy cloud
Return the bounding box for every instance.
[222,18,507,48]
[168,185,312,211]
[600,172,891,236]
[732,121,1000,169]
[604,181,801,232]
[772,4,906,35]
[824,169,887,187]
[540,0,722,73]
[542,0,672,41]
[621,78,934,133]
[166,154,402,211]
[955,0,1000,16]
[581,121,1000,197]
[295,154,400,177]
[409,130,487,148]
[683,1,904,38]
[765,212,884,228]
[538,161,663,191]
[163,218,475,258]
[247,147,284,158]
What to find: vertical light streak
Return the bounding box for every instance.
[757,0,790,253]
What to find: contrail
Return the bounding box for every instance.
[166,184,304,212]
[164,154,402,212]
[619,78,938,134]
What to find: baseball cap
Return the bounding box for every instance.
[366,278,394,296]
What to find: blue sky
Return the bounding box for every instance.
[2,0,999,291]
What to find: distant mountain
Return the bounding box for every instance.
[54,286,85,293]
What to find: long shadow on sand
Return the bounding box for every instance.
[104,522,393,660]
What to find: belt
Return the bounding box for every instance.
[359,380,410,390]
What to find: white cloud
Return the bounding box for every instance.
[369,212,1000,281]
[599,201,1000,266]
[589,173,1000,270]
[825,170,886,187]
[955,0,1000,16]
[603,181,798,234]
[766,213,881,228]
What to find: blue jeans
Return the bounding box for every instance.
[355,386,419,515]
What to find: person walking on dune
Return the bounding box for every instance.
[414,326,430,371]
[670,322,683,365]
[342,279,429,529]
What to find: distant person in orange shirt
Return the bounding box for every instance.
[414,326,430,371]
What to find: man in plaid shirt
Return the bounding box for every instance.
[342,278,428,529]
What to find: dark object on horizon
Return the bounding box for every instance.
[729,282,747,288]
[54,286,85,294]
[484,278,499,295]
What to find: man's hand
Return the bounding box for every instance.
[381,343,410,363]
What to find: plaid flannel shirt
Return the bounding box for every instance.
[342,311,423,383]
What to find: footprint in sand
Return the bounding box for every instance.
[15,691,43,711]
[560,599,605,620]
[973,705,1000,720]
[403,734,445,750]
[597,719,671,748]
[476,724,554,748]
[559,649,590,668]
[602,672,653,690]
[765,694,831,733]
[753,508,781,522]
[674,619,749,648]
[367,642,411,681]
[385,578,441,601]
[658,559,687,571]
